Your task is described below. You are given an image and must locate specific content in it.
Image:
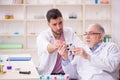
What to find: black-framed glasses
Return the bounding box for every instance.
[83,32,102,36]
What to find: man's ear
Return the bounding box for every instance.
[100,34,105,41]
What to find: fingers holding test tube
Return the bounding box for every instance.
[58,41,69,60]
[72,47,90,59]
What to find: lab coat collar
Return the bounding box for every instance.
[92,42,106,53]
[91,42,102,52]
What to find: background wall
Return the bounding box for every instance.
[112,0,120,47]
[34,0,120,66]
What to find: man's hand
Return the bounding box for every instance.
[72,47,90,59]
[47,40,69,60]
[47,40,63,53]
[58,42,68,60]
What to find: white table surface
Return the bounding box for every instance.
[0,54,40,80]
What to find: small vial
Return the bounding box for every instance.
[95,0,99,4]
[65,74,70,80]
[46,75,51,80]
[40,75,44,80]
[7,65,12,70]
[0,58,6,73]
[0,65,3,72]
[7,56,12,70]
[40,76,42,80]
[53,75,57,80]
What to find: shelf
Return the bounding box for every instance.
[26,19,47,22]
[0,0,112,53]
[64,19,83,21]
[0,34,24,37]
[26,19,82,21]
[25,4,53,6]
[0,19,24,21]
[85,19,111,21]
[55,3,83,6]
[85,4,111,6]
[0,49,37,53]
[0,4,24,6]
[26,34,38,37]
[55,0,82,4]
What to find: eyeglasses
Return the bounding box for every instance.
[83,32,102,36]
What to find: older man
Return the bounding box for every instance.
[60,23,120,80]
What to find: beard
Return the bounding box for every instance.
[52,29,63,35]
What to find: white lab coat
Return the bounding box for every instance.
[62,42,120,80]
[36,27,84,75]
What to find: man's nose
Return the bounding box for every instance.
[56,24,61,29]
[85,34,90,38]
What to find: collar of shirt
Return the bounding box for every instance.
[91,42,102,52]
[60,33,65,41]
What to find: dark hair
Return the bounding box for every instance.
[46,8,62,22]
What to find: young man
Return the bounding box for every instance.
[61,23,120,80]
[36,8,84,75]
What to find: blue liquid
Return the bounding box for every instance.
[95,0,99,4]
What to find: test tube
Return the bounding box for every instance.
[0,57,5,73]
[7,56,12,70]
[67,43,75,56]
